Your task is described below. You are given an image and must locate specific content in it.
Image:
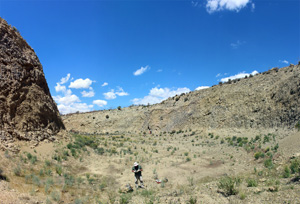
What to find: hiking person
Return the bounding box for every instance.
[132,162,144,188]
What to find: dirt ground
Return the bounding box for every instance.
[0,129,300,203]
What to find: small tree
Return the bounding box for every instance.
[117,106,121,110]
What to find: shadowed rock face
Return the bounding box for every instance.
[0,18,64,146]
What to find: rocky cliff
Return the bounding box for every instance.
[0,18,64,149]
[63,64,300,135]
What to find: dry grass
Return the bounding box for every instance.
[0,130,300,203]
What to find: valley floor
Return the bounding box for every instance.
[0,129,300,203]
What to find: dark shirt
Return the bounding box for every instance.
[132,165,142,176]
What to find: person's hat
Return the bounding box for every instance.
[134,162,138,166]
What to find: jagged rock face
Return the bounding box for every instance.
[0,18,64,145]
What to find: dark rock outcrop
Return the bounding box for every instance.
[0,18,64,149]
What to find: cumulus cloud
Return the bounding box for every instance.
[69,78,93,89]
[133,65,150,76]
[59,73,71,84]
[195,86,210,91]
[93,100,107,107]
[53,94,80,106]
[54,74,96,114]
[103,90,116,100]
[103,87,129,100]
[220,70,258,82]
[279,60,289,64]
[206,0,252,13]
[132,87,191,105]
[55,83,67,93]
[57,103,94,115]
[81,87,95,97]
[101,82,108,87]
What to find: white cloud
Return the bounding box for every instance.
[57,103,93,115]
[54,75,96,114]
[157,69,163,72]
[55,83,67,93]
[195,86,210,91]
[116,87,129,96]
[133,65,150,76]
[220,70,258,82]
[53,94,80,106]
[81,87,95,97]
[101,82,108,87]
[132,87,191,105]
[230,40,245,49]
[279,60,289,64]
[103,90,116,100]
[206,0,252,13]
[103,87,129,100]
[59,73,71,85]
[69,78,93,89]
[93,100,107,107]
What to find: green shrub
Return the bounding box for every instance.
[290,158,300,174]
[264,158,273,169]
[45,160,51,167]
[30,155,37,165]
[188,196,197,204]
[56,165,63,176]
[239,192,246,200]
[32,175,41,187]
[254,152,264,160]
[218,176,241,196]
[283,166,291,178]
[246,178,258,187]
[51,191,61,202]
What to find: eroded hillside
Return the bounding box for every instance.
[63,64,300,135]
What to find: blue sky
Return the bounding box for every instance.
[1,0,299,114]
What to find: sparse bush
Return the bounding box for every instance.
[51,191,61,202]
[239,192,246,200]
[188,196,197,204]
[254,152,265,160]
[14,166,22,176]
[218,176,241,196]
[290,158,300,174]
[56,165,63,176]
[264,158,274,169]
[32,175,41,187]
[246,178,258,187]
[283,166,291,178]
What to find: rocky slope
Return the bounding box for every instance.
[63,64,300,135]
[0,18,64,150]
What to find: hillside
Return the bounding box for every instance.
[63,64,300,135]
